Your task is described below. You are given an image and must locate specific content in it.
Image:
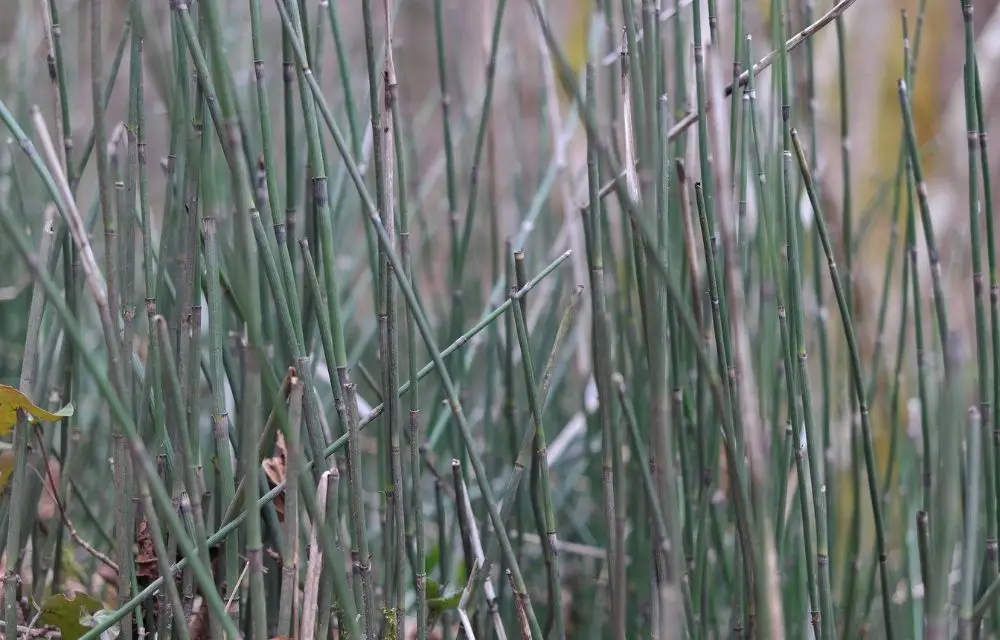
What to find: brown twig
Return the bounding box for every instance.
[0,619,49,638]
[506,569,531,640]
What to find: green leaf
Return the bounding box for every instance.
[38,591,106,640]
[425,576,444,600]
[427,588,463,614]
[425,544,441,576]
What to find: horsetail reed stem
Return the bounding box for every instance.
[961,407,984,639]
[3,200,57,633]
[155,316,228,635]
[510,259,565,640]
[378,7,406,632]
[135,474,190,640]
[792,128,894,638]
[898,80,951,370]
[583,57,625,640]
[972,57,1000,632]
[91,2,134,629]
[774,24,834,633]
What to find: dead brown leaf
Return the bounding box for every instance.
[135,518,159,582]
[189,598,209,640]
[262,431,288,521]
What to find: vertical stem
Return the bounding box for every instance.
[344,380,376,638]
[93,0,132,630]
[277,377,304,637]
[585,60,623,640]
[510,257,565,640]
[792,129,895,638]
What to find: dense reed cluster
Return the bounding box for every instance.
[0,0,994,638]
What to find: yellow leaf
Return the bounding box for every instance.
[0,384,74,437]
[0,450,13,491]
